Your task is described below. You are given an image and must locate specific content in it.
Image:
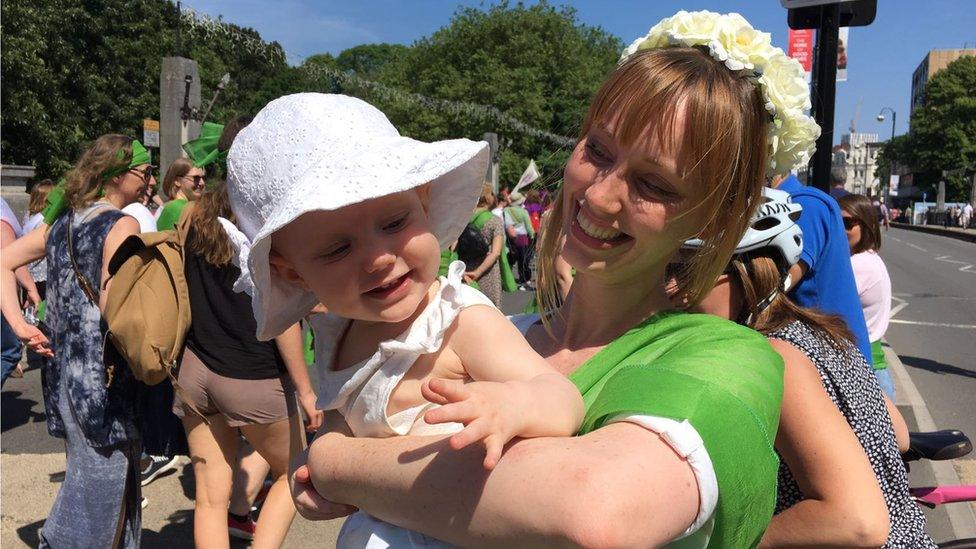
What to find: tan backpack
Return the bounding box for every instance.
[67,204,204,418]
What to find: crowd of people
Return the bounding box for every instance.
[0,9,939,548]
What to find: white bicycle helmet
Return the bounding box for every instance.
[684,186,803,274]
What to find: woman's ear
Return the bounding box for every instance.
[269,249,310,290]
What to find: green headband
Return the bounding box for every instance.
[42,139,150,223]
[183,122,225,170]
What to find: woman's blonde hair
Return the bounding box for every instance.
[162,157,193,199]
[730,254,853,347]
[477,183,496,209]
[28,179,55,215]
[537,47,769,318]
[62,134,134,210]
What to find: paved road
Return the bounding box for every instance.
[881,227,976,438]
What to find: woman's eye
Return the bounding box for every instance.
[585,140,611,163]
[636,177,678,200]
[383,214,409,232]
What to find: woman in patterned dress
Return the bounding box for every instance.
[690,189,932,548]
[463,184,505,306]
[1,135,151,547]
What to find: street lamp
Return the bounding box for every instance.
[876,107,896,202]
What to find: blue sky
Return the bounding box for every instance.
[182,0,975,143]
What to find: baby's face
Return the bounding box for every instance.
[271,189,441,324]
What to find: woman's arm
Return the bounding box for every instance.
[1,225,50,355]
[274,323,324,432]
[760,339,889,548]
[307,421,699,547]
[466,233,503,281]
[883,394,909,454]
[1,222,40,306]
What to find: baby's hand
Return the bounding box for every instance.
[422,378,528,470]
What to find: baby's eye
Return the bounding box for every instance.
[320,243,350,261]
[383,213,410,232]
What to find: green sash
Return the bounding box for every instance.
[570,311,784,548]
[470,210,517,292]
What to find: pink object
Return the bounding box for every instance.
[911,485,976,506]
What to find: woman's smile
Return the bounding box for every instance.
[569,200,632,250]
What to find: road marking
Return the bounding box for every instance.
[889,236,903,243]
[934,255,976,273]
[905,242,928,252]
[889,318,976,330]
[889,295,909,317]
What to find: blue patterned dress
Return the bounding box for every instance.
[40,204,142,548]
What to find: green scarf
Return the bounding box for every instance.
[570,311,784,548]
[471,210,517,292]
[42,139,150,224]
[183,122,225,173]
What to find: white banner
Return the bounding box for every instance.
[513,159,540,192]
[889,174,900,196]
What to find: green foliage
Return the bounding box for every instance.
[2,0,618,188]
[882,56,976,201]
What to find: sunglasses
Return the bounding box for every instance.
[128,166,156,183]
[842,217,859,230]
[183,175,206,186]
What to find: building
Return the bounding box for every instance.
[911,49,976,114]
[832,133,881,196]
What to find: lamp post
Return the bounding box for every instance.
[876,107,896,200]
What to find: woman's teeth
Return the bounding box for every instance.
[576,209,622,240]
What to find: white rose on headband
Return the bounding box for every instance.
[760,52,812,114]
[770,110,821,173]
[667,10,721,43]
[719,16,774,70]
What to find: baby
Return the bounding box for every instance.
[226,93,583,548]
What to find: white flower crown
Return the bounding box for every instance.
[620,11,820,175]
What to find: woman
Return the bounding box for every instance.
[463,184,506,306]
[688,188,929,547]
[174,118,323,549]
[157,157,206,230]
[503,191,535,287]
[1,135,150,547]
[839,194,895,397]
[293,12,815,547]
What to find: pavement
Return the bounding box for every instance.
[3,246,975,545]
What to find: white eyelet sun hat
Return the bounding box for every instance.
[226,93,490,340]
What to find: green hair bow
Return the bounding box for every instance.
[183,122,225,171]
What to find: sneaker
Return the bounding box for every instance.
[228,513,257,540]
[140,455,180,487]
[141,496,149,509]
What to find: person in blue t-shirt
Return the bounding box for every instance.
[775,173,873,367]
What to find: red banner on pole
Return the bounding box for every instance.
[788,29,814,81]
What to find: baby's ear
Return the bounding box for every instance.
[269,249,310,290]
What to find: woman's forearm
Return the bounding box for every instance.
[761,498,889,548]
[308,423,697,547]
[274,323,315,395]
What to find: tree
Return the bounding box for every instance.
[343,1,621,186]
[1,0,287,179]
[886,56,976,201]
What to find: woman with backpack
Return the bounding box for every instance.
[1,134,152,547]
[173,117,322,548]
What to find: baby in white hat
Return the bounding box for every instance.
[226,94,582,548]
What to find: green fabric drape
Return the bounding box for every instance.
[183,122,225,172]
[570,311,784,548]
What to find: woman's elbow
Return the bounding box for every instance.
[834,501,890,547]
[556,476,673,548]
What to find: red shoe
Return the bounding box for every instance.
[251,479,274,512]
[228,513,257,540]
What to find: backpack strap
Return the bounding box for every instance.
[66,212,100,306]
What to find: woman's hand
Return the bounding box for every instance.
[291,432,358,521]
[15,323,53,357]
[298,390,324,433]
[463,272,478,284]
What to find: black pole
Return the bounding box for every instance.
[176,1,182,58]
[809,3,840,192]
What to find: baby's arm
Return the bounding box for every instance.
[423,305,583,469]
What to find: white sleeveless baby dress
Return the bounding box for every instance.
[310,261,495,548]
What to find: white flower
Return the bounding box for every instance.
[759,52,812,113]
[770,110,821,173]
[668,10,722,43]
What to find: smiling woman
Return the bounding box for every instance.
[289,11,818,549]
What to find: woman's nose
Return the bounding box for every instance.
[584,169,625,217]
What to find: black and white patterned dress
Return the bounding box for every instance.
[768,320,935,548]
